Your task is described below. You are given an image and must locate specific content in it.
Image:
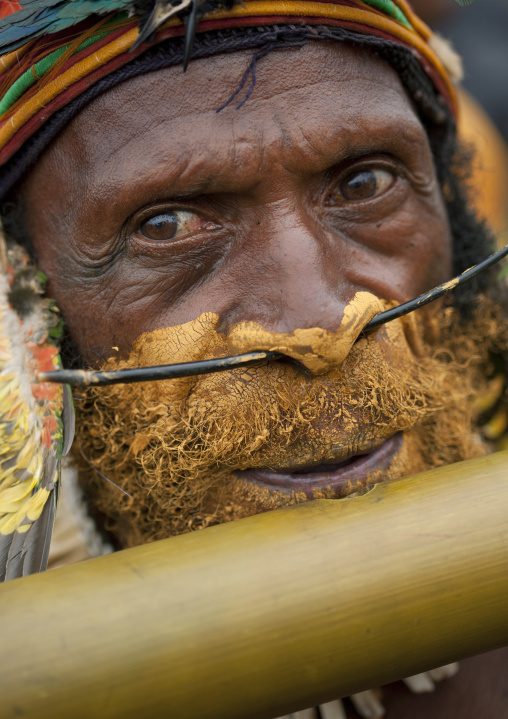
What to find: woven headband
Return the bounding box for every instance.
[0,0,460,174]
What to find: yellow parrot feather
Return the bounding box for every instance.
[0,228,74,581]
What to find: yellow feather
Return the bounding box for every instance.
[12,433,38,468]
[0,513,20,535]
[0,379,17,405]
[25,488,50,522]
[0,480,38,512]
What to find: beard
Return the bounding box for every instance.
[73,292,507,549]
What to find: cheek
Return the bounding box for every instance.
[39,245,229,364]
[335,186,452,302]
[31,245,133,362]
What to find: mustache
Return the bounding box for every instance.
[76,317,473,463]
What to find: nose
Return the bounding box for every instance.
[227,290,383,374]
[220,199,384,373]
[224,199,346,334]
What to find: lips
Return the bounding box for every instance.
[234,432,403,499]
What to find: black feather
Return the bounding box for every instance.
[132,0,236,55]
[2,529,26,581]
[17,490,56,579]
[61,384,75,457]
[0,467,58,582]
[182,0,199,71]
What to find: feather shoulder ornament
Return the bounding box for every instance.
[0,230,74,581]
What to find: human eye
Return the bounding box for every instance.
[137,209,213,242]
[328,165,396,204]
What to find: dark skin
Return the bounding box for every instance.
[21,42,450,364]
[18,41,508,716]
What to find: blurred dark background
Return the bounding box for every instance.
[412,0,508,141]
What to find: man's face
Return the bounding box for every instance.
[21,42,451,356]
[18,41,476,545]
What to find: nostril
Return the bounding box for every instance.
[227,291,385,375]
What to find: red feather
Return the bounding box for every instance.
[0,2,22,20]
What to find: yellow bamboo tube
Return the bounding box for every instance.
[1,451,508,719]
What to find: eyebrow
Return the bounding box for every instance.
[84,104,428,213]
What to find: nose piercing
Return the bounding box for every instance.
[38,244,508,388]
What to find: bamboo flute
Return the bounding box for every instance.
[1,451,508,719]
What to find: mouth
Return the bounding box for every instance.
[234,432,403,499]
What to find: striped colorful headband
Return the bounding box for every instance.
[0,0,460,177]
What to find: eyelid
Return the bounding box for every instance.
[324,157,399,206]
[141,210,202,241]
[334,155,402,182]
[126,201,220,245]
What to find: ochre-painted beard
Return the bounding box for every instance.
[74,292,506,548]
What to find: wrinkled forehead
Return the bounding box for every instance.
[31,41,428,200]
[0,1,458,198]
[73,41,408,128]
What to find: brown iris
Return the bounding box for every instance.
[140,212,179,241]
[139,210,207,242]
[339,168,393,201]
